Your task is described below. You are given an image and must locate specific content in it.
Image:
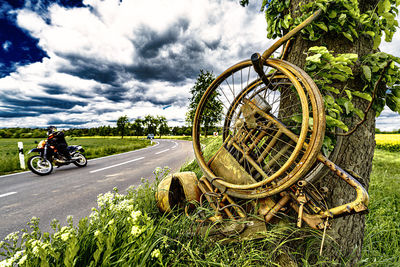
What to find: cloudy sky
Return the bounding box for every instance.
[0,0,399,130]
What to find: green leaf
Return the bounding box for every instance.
[323,85,340,94]
[386,93,400,112]
[333,103,344,113]
[373,32,382,49]
[337,53,358,62]
[353,108,365,120]
[352,91,373,101]
[382,13,395,26]
[339,13,347,26]
[282,14,292,29]
[364,31,375,38]
[335,64,353,75]
[328,10,337,18]
[362,65,372,82]
[348,26,358,39]
[324,95,335,105]
[308,46,329,55]
[392,86,400,98]
[378,0,391,13]
[345,89,353,100]
[331,74,347,81]
[306,54,322,63]
[343,32,354,42]
[326,115,349,131]
[384,0,392,13]
[315,22,328,32]
[343,99,354,114]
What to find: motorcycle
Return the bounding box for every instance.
[27,139,87,175]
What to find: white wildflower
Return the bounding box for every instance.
[130,226,143,237]
[89,210,99,222]
[5,231,19,242]
[151,248,161,259]
[97,192,114,208]
[32,246,40,256]
[30,240,44,256]
[114,199,134,212]
[18,255,27,265]
[61,233,70,241]
[131,210,142,223]
[0,258,13,267]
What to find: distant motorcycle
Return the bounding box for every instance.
[27,140,87,175]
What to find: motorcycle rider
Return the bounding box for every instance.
[46,126,71,161]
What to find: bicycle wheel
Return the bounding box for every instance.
[192,58,325,199]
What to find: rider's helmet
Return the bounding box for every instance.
[47,126,57,136]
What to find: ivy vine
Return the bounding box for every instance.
[241,0,400,137]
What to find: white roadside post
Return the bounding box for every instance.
[18,142,25,169]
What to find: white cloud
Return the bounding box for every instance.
[0,0,399,132]
[0,0,270,128]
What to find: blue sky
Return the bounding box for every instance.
[0,0,399,131]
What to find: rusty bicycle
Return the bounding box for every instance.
[157,8,368,234]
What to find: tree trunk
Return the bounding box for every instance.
[285,0,377,264]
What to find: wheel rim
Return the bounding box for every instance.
[74,153,86,165]
[192,58,325,199]
[30,156,52,174]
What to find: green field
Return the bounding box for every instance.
[0,137,152,175]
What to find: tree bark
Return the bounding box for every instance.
[285,0,377,264]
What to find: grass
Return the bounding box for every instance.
[0,137,151,175]
[0,143,399,265]
[361,149,400,265]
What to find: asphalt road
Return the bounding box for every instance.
[0,139,194,240]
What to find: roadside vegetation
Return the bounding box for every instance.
[1,142,399,265]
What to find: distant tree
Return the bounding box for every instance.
[143,115,157,135]
[117,115,129,139]
[156,116,169,138]
[131,118,144,138]
[172,126,180,135]
[186,70,223,137]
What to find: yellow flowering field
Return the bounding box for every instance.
[375,134,400,151]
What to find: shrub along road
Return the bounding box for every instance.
[0,139,194,240]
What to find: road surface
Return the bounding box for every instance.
[0,139,194,240]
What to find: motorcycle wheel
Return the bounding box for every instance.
[28,155,53,176]
[73,152,87,167]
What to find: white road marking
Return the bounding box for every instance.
[90,157,145,173]
[171,141,178,149]
[0,171,30,179]
[0,192,17,198]
[89,141,159,162]
[155,149,170,155]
